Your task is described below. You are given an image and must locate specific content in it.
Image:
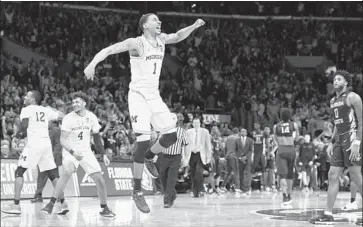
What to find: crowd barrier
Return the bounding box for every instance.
[0,159,155,200]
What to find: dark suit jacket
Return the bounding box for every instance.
[236,136,254,160]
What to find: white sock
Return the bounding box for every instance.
[324,211,332,216]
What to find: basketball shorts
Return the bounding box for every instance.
[18,138,56,172]
[62,149,101,175]
[331,131,362,167]
[276,146,296,179]
[128,90,175,135]
[252,150,267,173]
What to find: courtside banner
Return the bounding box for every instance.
[76,161,155,197]
[0,159,78,199]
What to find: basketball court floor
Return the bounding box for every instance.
[1,191,361,227]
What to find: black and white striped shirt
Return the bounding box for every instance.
[163,126,187,155]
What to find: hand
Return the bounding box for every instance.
[348,140,361,161]
[298,162,303,166]
[194,19,205,28]
[308,161,313,166]
[84,64,96,80]
[103,154,110,166]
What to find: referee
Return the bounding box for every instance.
[159,113,187,208]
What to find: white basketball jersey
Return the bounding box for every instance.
[20,105,59,140]
[129,36,165,95]
[61,110,101,153]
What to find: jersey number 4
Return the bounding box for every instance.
[78,132,83,140]
[281,126,290,134]
[36,112,45,122]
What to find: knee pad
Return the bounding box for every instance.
[133,140,150,164]
[159,132,177,148]
[15,166,27,178]
[47,168,60,181]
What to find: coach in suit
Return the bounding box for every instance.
[183,117,212,197]
[236,128,254,193]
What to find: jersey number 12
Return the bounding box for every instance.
[36,112,45,122]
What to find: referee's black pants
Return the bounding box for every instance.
[159,153,182,204]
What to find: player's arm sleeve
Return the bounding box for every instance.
[348,92,363,140]
[16,108,30,139]
[159,23,198,44]
[88,38,139,67]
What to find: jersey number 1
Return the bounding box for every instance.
[153,62,157,74]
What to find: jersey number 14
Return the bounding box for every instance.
[281,126,290,134]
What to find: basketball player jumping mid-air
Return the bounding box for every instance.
[84,13,205,213]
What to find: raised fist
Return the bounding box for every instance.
[194,19,205,28]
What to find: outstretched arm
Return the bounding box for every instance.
[160,19,205,44]
[84,38,141,80]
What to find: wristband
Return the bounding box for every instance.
[69,150,75,155]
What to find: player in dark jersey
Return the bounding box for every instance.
[273,108,299,205]
[251,123,267,190]
[309,70,362,225]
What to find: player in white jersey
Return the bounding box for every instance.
[84,13,205,213]
[41,91,115,218]
[1,90,67,215]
